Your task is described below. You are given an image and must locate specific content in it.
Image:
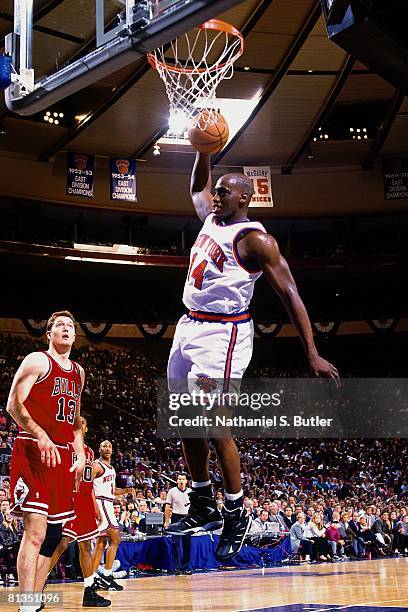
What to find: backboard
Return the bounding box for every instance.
[4,0,245,115]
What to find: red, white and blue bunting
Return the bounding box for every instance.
[367,318,399,334]
[22,319,48,336]
[79,321,112,340]
[254,322,283,337]
[312,321,340,336]
[137,323,168,338]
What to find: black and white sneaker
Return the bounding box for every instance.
[83,584,111,607]
[95,574,124,591]
[165,492,223,535]
[215,508,252,562]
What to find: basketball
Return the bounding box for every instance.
[188,110,229,154]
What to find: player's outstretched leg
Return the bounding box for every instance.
[211,438,252,562]
[165,439,222,535]
[165,489,223,535]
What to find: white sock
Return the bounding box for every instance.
[305,554,311,561]
[191,480,211,488]
[224,489,243,501]
[103,568,112,577]
[84,575,94,588]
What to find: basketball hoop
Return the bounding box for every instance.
[148,19,244,133]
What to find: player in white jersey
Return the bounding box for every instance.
[167,151,340,561]
[92,440,131,591]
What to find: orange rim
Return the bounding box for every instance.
[147,19,245,74]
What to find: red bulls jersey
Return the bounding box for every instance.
[20,352,82,445]
[72,444,94,497]
[183,214,266,314]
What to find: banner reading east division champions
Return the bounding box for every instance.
[383,157,408,200]
[66,153,94,198]
[110,158,138,202]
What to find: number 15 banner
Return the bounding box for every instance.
[243,166,273,207]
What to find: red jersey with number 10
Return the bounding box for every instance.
[20,351,82,445]
[71,444,94,497]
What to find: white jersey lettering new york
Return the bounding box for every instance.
[183,214,266,314]
[93,459,116,501]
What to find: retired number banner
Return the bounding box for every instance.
[110,158,137,202]
[243,166,273,207]
[66,153,94,198]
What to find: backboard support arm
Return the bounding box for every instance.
[5,0,244,116]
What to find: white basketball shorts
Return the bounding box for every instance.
[96,498,119,535]
[167,310,254,392]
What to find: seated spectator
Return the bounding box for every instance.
[253,510,270,532]
[395,515,408,556]
[371,511,389,554]
[154,490,168,511]
[0,499,10,527]
[0,510,21,583]
[278,507,295,532]
[289,513,313,561]
[304,513,330,561]
[348,512,365,558]
[358,516,381,556]
[326,521,347,560]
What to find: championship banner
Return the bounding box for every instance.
[80,321,112,340]
[312,321,340,336]
[243,166,273,207]
[22,319,47,337]
[137,323,168,338]
[110,158,137,202]
[367,318,399,334]
[66,153,94,198]
[254,322,282,337]
[382,158,408,200]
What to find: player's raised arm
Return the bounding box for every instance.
[190,152,213,222]
[6,352,62,466]
[241,231,340,386]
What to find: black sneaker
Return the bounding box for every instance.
[83,584,111,607]
[215,508,252,562]
[95,574,124,591]
[165,492,223,535]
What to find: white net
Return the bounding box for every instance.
[148,20,244,133]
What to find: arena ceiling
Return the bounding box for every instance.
[0,0,407,179]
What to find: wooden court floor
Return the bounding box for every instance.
[4,558,408,611]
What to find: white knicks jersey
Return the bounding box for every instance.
[183,214,266,314]
[93,459,116,502]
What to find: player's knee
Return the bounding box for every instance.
[28,527,47,549]
[79,539,92,554]
[39,523,63,558]
[111,530,121,545]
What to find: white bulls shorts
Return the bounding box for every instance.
[96,498,119,536]
[167,310,254,393]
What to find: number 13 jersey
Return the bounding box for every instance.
[183,214,266,314]
[19,351,82,446]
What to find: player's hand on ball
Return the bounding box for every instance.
[309,354,340,387]
[37,433,61,467]
[70,454,86,491]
